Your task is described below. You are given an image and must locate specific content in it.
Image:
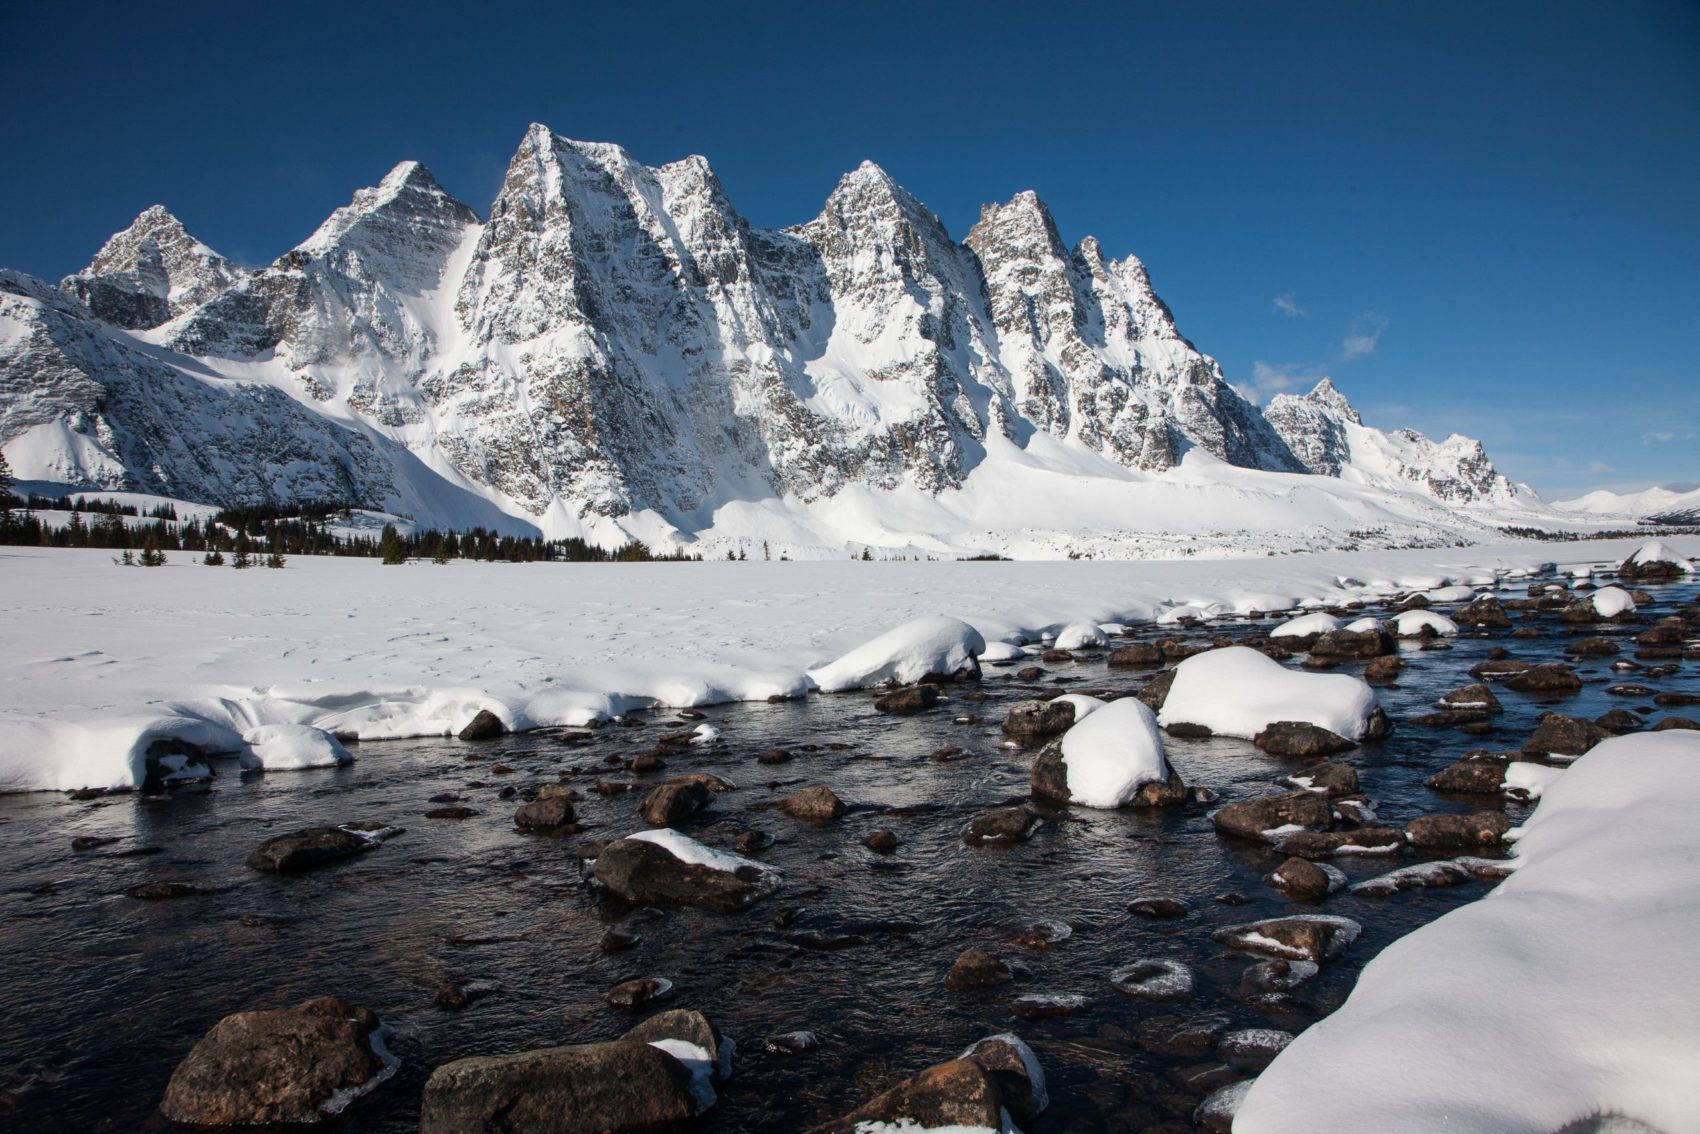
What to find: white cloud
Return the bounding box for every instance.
[1339,312,1389,362]
[1588,460,1614,474]
[1642,430,1690,446]
[1236,360,1312,405]
[1272,294,1307,318]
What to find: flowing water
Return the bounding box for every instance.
[1,576,1695,1133]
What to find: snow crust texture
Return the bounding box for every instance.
[1236,731,1700,1134]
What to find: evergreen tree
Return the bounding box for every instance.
[138,533,167,566]
[203,548,226,566]
[379,524,407,565]
[231,533,252,569]
[0,449,12,517]
[762,540,770,561]
[115,549,135,566]
[265,551,285,569]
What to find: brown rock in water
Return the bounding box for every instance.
[419,1040,700,1134]
[1040,649,1074,664]
[458,710,506,741]
[1213,915,1361,963]
[1132,769,1189,808]
[778,785,845,824]
[593,837,776,912]
[1653,716,1700,731]
[1635,617,1689,646]
[1426,755,1510,795]
[811,1058,1005,1134]
[756,748,793,765]
[1523,712,1610,758]
[961,1035,1046,1127]
[1107,642,1163,667]
[1253,721,1355,758]
[621,1010,727,1077]
[513,797,576,831]
[1564,637,1620,658]
[161,997,385,1125]
[1015,666,1045,681]
[1267,857,1339,901]
[1278,760,1359,797]
[1137,668,1179,711]
[1309,629,1395,659]
[603,977,672,1011]
[1655,692,1700,707]
[1503,663,1583,695]
[1406,811,1511,848]
[863,829,900,853]
[1470,657,1531,680]
[1363,655,1403,684]
[875,685,940,714]
[1001,699,1077,740]
[639,781,711,826]
[1453,595,1512,628]
[1275,827,1405,858]
[1165,721,1214,738]
[1440,683,1504,713]
[245,827,372,873]
[1211,791,1333,842]
[947,946,1014,992]
[1594,708,1642,734]
[961,806,1038,846]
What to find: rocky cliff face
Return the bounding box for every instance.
[1263,379,1519,506]
[2,124,1522,537]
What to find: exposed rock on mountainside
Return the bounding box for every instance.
[60,205,248,329]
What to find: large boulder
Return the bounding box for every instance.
[1426,755,1511,795]
[809,1057,1005,1134]
[1253,721,1356,758]
[777,786,845,823]
[160,997,388,1125]
[1453,595,1512,628]
[960,1034,1047,1126]
[1406,811,1511,848]
[1029,698,1179,808]
[1212,791,1333,842]
[1503,663,1583,695]
[593,830,780,912]
[1213,915,1362,963]
[1523,713,1610,758]
[1001,699,1077,740]
[245,827,373,873]
[419,1040,701,1134]
[639,782,712,826]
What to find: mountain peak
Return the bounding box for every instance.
[59,203,244,329]
[1303,377,1361,423]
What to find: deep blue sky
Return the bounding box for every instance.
[3,0,1696,498]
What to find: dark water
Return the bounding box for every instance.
[1,575,1695,1133]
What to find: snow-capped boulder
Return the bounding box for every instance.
[593,829,781,912]
[1052,622,1110,650]
[1030,698,1179,808]
[1617,539,1695,581]
[807,616,984,692]
[1270,612,1342,640]
[1391,610,1460,638]
[241,725,353,771]
[1159,647,1377,741]
[1589,585,1638,619]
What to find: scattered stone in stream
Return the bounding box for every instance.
[418,1040,703,1134]
[1135,667,1179,711]
[1108,642,1163,666]
[593,835,780,912]
[1405,810,1512,848]
[1564,636,1621,658]
[1454,595,1513,628]
[603,976,674,1011]
[1211,791,1333,842]
[1195,1080,1254,1134]
[1653,716,1700,731]
[1363,655,1404,684]
[1502,663,1583,695]
[1274,827,1405,857]
[756,748,793,765]
[1015,666,1045,681]
[1011,918,1073,950]
[1607,684,1656,698]
[1655,692,1700,707]
[638,781,712,826]
[1219,1027,1294,1071]
[1308,628,1395,659]
[71,835,120,851]
[127,880,212,900]
[1275,760,1358,797]
[1635,617,1690,645]
[458,710,506,741]
[764,1030,820,1056]
[1213,914,1362,963]
[1595,708,1643,734]
[947,947,1014,992]
[160,997,389,1126]
[1523,712,1610,758]
[733,829,773,854]
[1001,698,1078,739]
[1426,754,1511,795]
[778,785,845,823]
[434,981,497,1012]
[810,1056,1006,1133]
[961,806,1039,846]
[1350,859,1475,896]
[1237,958,1319,996]
[863,829,900,853]
[959,1034,1048,1126]
[627,753,666,774]
[425,806,477,819]
[1010,994,1093,1021]
[1253,721,1356,758]
[600,925,643,952]
[1128,896,1191,918]
[1266,857,1345,901]
[1413,708,1492,728]
[620,1009,729,1080]
[874,685,940,715]
[512,797,577,832]
[1110,959,1195,1002]
[245,826,385,874]
[1439,683,1505,713]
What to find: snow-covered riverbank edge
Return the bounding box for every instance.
[1,536,1694,793]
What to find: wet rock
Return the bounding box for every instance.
[593,837,779,912]
[1266,857,1344,901]
[961,1034,1047,1126]
[1413,708,1492,728]
[639,781,712,826]
[1108,642,1164,667]
[863,829,900,853]
[1110,959,1194,1002]
[601,925,643,952]
[1607,683,1656,698]
[1362,706,1394,742]
[1194,1080,1253,1134]
[874,685,940,715]
[1655,692,1700,707]
[160,997,387,1126]
[1470,657,1530,680]
[1011,918,1073,950]
[1211,791,1333,842]
[1213,914,1362,963]
[1440,683,1504,713]
[1406,811,1511,848]
[1594,708,1643,734]
[779,786,845,824]
[756,748,793,765]
[764,1030,820,1056]
[603,977,674,1011]
[1253,721,1355,758]
[812,1057,1004,1134]
[1010,994,1092,1020]
[619,1009,725,1080]
[961,806,1038,846]
[1503,663,1583,695]
[733,829,772,855]
[1276,760,1359,797]
[128,880,211,900]
[1363,655,1403,684]
[1426,755,1510,795]
[245,827,374,874]
[947,946,1013,992]
[72,835,120,851]
[425,805,477,820]
[1453,595,1512,628]
[1309,628,1395,659]
[1350,859,1474,896]
[1564,636,1620,657]
[1275,827,1404,857]
[419,1040,701,1134]
[661,773,732,793]
[513,797,576,832]
[1635,617,1689,646]
[1040,649,1074,664]
[627,753,666,774]
[435,982,474,1011]
[1617,550,1693,581]
[1015,666,1045,681]
[1523,712,1610,758]
[458,710,506,741]
[1219,1027,1293,1073]
[1131,769,1189,808]
[1237,958,1318,996]
[1653,717,1700,731]
[1000,699,1077,740]
[1128,896,1190,919]
[1164,721,1214,738]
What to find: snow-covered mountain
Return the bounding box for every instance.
[1554,485,1700,524]
[1262,379,1530,508]
[1,125,1551,555]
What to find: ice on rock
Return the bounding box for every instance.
[240,724,354,771]
[1501,761,1564,800]
[1058,698,1169,808]
[1235,732,1700,1134]
[807,616,985,693]
[1270,612,1341,639]
[1391,609,1460,637]
[1052,622,1110,650]
[1589,586,1636,618]
[1159,647,1377,741]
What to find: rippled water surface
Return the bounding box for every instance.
[1,575,1695,1133]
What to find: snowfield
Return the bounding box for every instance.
[1235,731,1700,1134]
[0,535,1694,793]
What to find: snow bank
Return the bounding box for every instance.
[806,615,985,692]
[0,713,243,794]
[1052,621,1110,650]
[1501,760,1565,800]
[1590,586,1636,618]
[1158,647,1377,740]
[1390,609,1459,637]
[1270,612,1340,639]
[1058,698,1169,808]
[1235,731,1700,1134]
[240,724,353,771]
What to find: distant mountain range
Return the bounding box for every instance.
[2,125,1560,555]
